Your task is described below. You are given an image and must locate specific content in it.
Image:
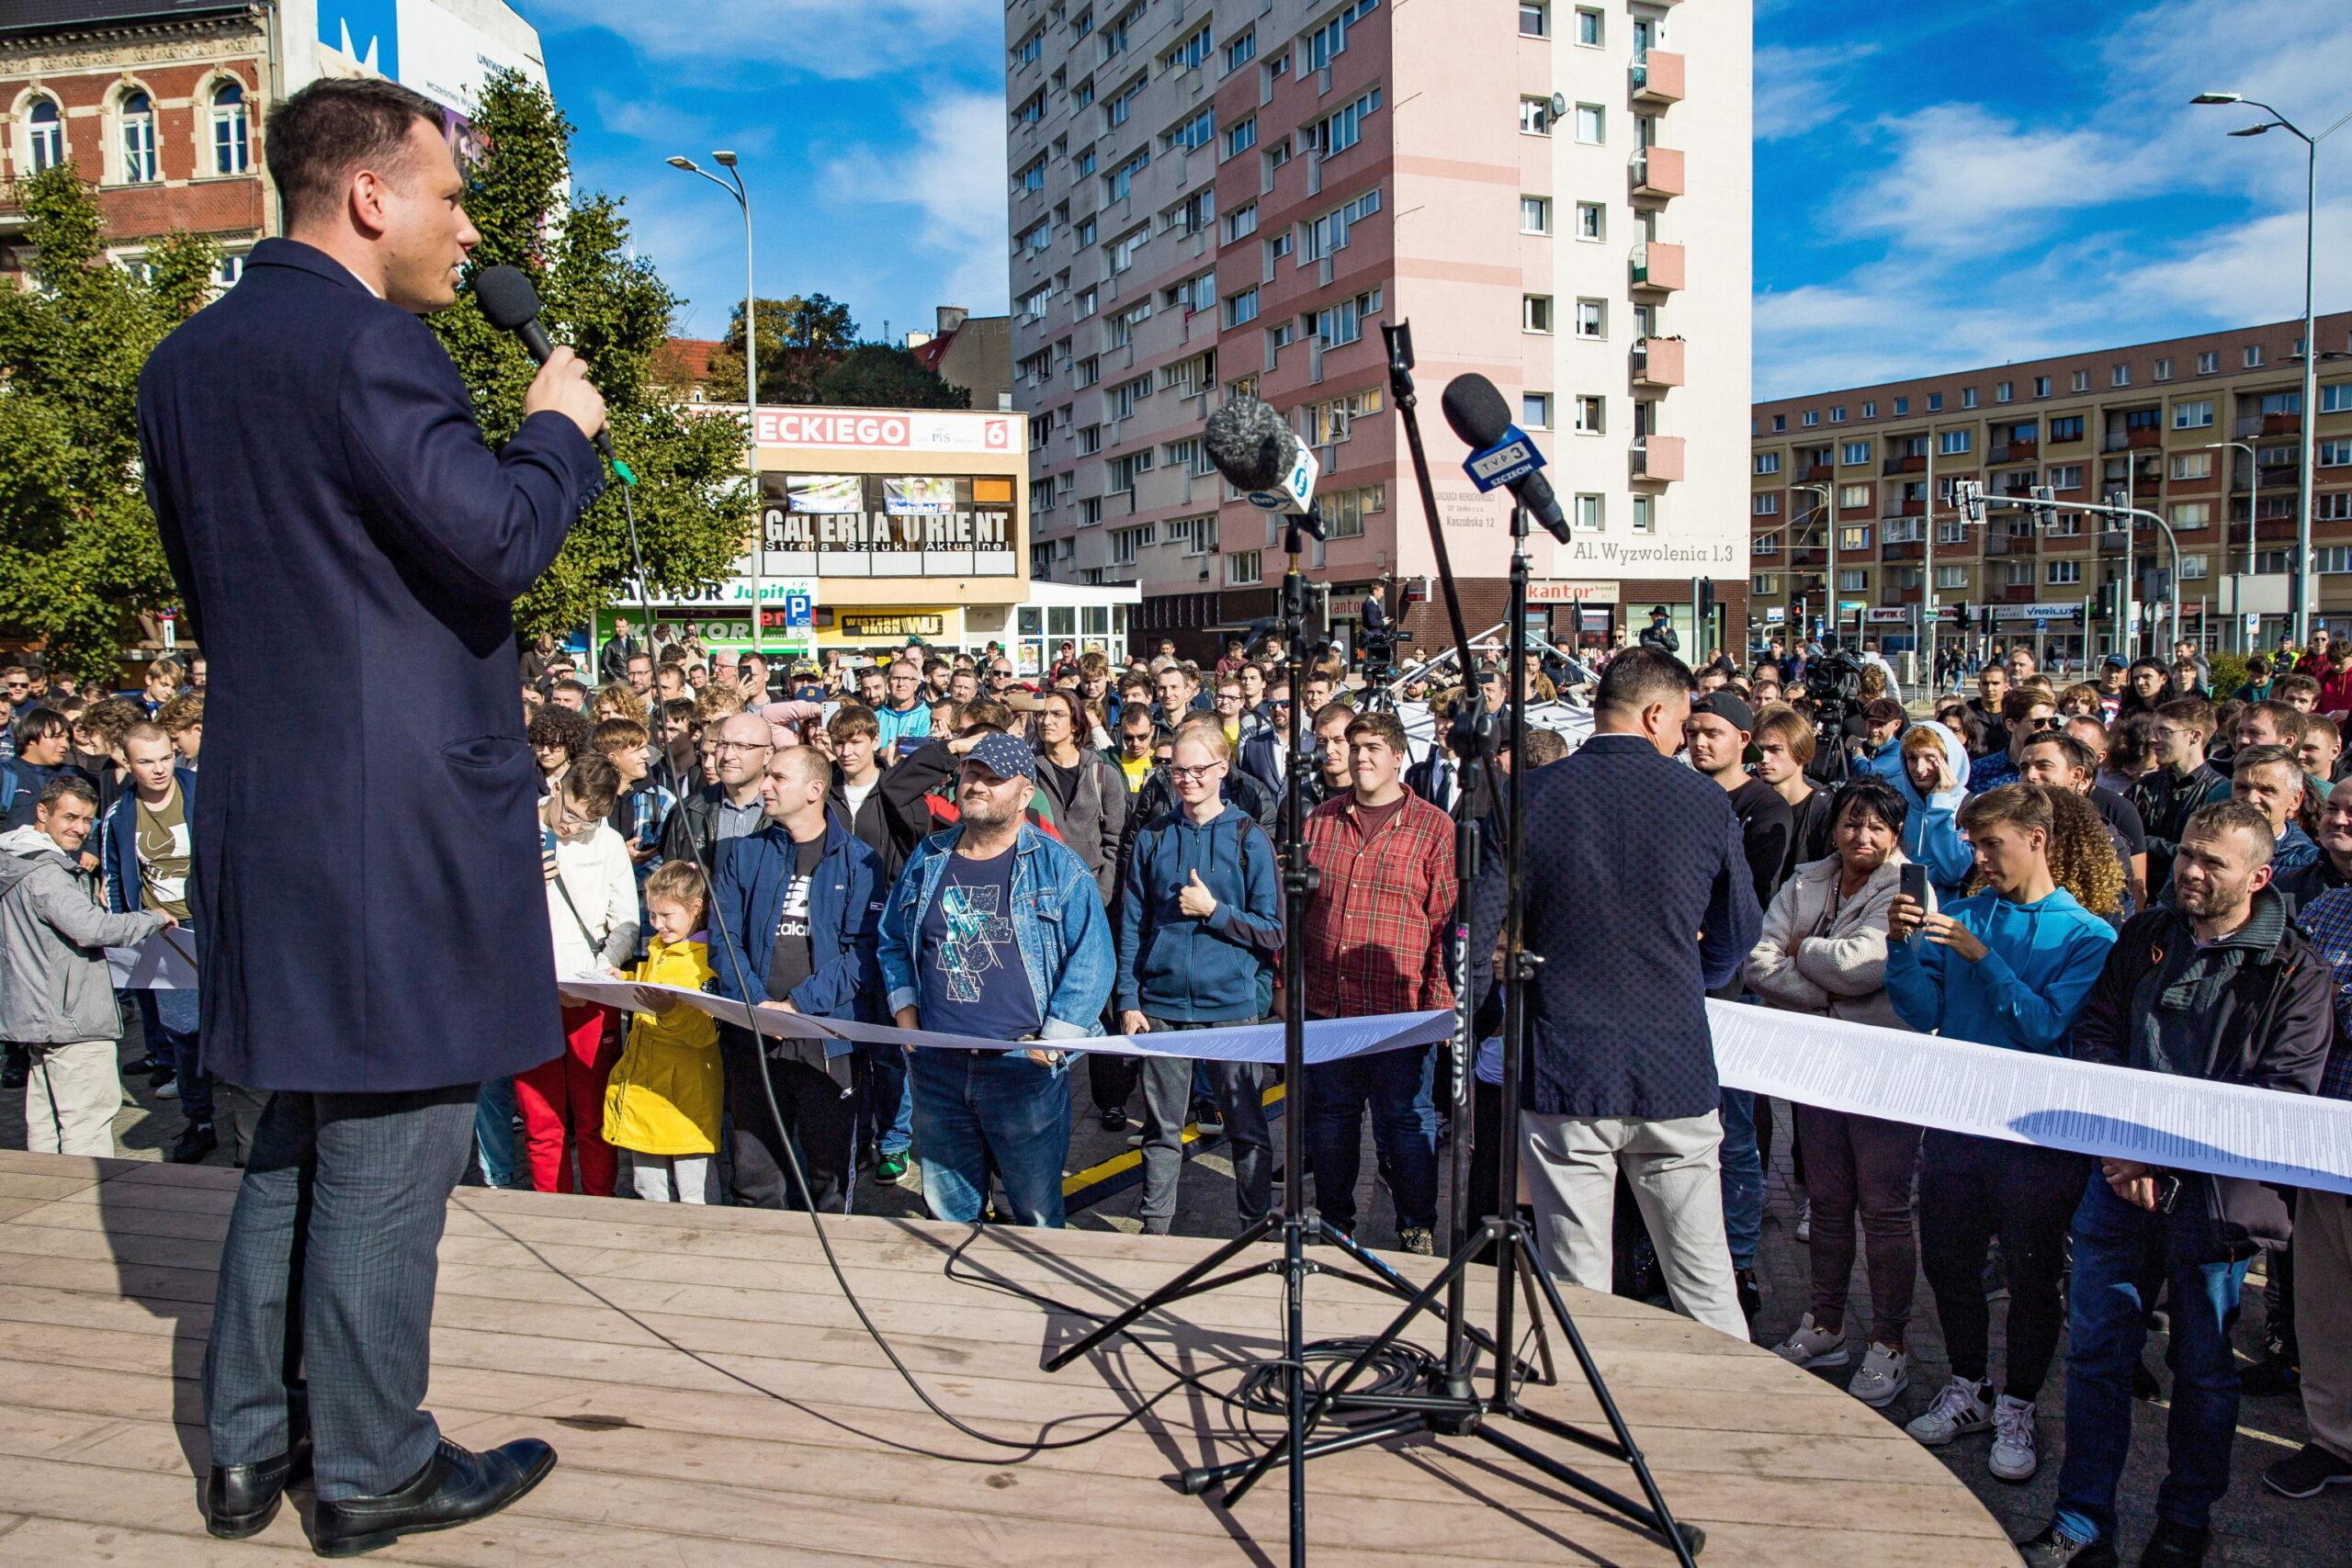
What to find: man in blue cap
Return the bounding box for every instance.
[877,731,1114,1226]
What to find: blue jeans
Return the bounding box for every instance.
[472,1077,520,1189]
[1305,1040,1439,1234]
[1717,1087,1763,1269]
[862,1042,913,1157]
[2055,1176,2251,1546]
[136,987,214,1124]
[909,1048,1072,1227]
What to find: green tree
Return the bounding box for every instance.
[0,166,216,683]
[817,343,971,410]
[435,69,749,640]
[707,291,964,410]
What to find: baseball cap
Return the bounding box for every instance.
[963,731,1037,784]
[2101,655,2127,671]
[1689,692,1756,732]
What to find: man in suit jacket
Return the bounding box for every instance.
[137,78,606,1555]
[1469,646,1759,1340]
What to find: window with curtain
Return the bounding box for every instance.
[121,91,158,183]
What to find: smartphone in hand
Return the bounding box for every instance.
[1899,862,1929,909]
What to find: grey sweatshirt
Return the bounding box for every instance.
[0,824,172,1044]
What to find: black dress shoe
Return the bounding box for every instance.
[205,1431,313,1540]
[312,1437,556,1559]
[168,1121,218,1164]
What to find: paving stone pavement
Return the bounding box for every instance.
[18,1026,2348,1566]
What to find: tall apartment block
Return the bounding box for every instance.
[1005,0,1752,660]
[1747,311,2352,661]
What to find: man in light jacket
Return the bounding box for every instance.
[1,775,176,1154]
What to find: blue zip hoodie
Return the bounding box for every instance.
[1854,731,1905,782]
[1115,801,1283,1021]
[1885,884,2117,1054]
[1890,719,1974,899]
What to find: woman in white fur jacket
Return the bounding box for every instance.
[1745,775,1924,1413]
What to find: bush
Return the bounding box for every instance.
[2207,650,2251,701]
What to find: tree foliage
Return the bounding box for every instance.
[707,292,967,410]
[0,166,216,682]
[435,70,749,639]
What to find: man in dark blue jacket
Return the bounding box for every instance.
[1115,723,1283,1235]
[138,77,606,1551]
[1469,646,1758,1339]
[711,745,884,1213]
[101,721,214,1163]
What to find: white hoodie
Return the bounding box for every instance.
[544,821,639,979]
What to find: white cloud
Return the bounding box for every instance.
[521,0,999,81]
[1753,44,1871,143]
[820,89,1012,314]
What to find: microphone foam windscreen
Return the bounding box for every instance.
[1439,373,1514,449]
[1204,395,1294,493]
[471,265,543,333]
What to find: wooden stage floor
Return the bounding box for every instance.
[0,1150,2016,1565]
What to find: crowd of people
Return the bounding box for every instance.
[6,618,2350,1567]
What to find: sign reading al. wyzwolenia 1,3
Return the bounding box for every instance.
[759,471,1018,579]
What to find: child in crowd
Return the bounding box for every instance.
[604,859,723,1203]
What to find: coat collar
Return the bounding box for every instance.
[245,238,383,299]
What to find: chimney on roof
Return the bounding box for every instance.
[935,306,968,334]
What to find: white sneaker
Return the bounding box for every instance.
[1794,1199,1812,1244]
[1988,1394,2040,1482]
[1849,1342,1910,1408]
[1771,1313,1850,1370]
[1905,1375,1993,1446]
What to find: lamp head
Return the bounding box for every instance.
[2228,123,2274,138]
[712,150,739,167]
[2190,91,2243,106]
[666,155,698,171]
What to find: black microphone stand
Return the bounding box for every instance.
[1175,323,1702,1563]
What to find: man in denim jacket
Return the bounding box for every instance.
[879,733,1113,1226]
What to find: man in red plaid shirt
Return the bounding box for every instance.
[1300,708,1455,1253]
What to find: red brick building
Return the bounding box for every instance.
[2,1,271,284]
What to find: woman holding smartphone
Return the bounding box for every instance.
[1745,776,1924,1410]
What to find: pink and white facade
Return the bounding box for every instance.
[1006,0,1750,657]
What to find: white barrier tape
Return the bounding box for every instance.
[556,977,1455,1066]
[1710,999,2352,1196]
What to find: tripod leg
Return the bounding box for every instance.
[1513,1235,1560,1386]
[1177,1413,1426,1495]
[1041,1211,1278,1371]
[1471,1423,1706,1561]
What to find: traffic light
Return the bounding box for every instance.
[1957,479,1986,525]
[1954,599,1972,632]
[1696,577,1716,616]
[2030,485,2058,531]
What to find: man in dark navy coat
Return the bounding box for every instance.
[137,78,606,1555]
[1469,645,1758,1342]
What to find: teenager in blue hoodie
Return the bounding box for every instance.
[1115,721,1283,1235]
[1885,784,2118,1487]
[1890,719,1974,899]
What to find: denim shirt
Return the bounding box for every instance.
[879,820,1114,1046]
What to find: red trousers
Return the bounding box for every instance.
[515,1004,618,1195]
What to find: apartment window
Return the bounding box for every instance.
[1838,569,1866,592]
[119,89,158,183]
[1306,0,1379,73]
[1075,355,1100,387]
[1961,387,1979,409]
[209,80,249,175]
[2111,363,2132,388]
[1841,440,1871,465]
[1996,381,2012,403]
[1105,147,1149,200]
[1862,401,1877,418]
[1304,186,1382,261]
[2154,357,2174,381]
[1754,452,1782,476]
[2072,369,2091,392]
[1311,288,1382,346]
[1936,565,1968,590]
[1893,397,1909,415]
[2319,438,2352,468]
[1574,202,1604,241]
[2171,502,2211,530]
[1014,88,1046,125]
[1519,1,1549,37]
[1632,496,1656,535]
[1226,28,1257,71]
[1103,75,1144,130]
[1075,145,1097,175]
[1752,533,1780,556]
[1077,424,1102,456]
[1073,79,1095,108]
[2033,376,2052,398]
[1162,108,1215,153]
[1575,6,1602,44]
[2050,414,2085,442]
[1321,483,1385,538]
[24,95,65,173]
[1108,299,1150,344]
[1524,294,1555,333]
[1754,573,1781,595]
[1019,283,1053,319]
[1519,96,1552,136]
[1574,395,1604,434]
[1574,494,1603,531]
[1831,405,1848,423]
[1573,103,1604,143]
[1572,297,1604,337]
[2321,497,2352,524]
[2171,452,2213,480]
[2172,399,2215,430]
[1108,224,1148,271]
[1520,196,1552,234]
[2199,350,2222,375]
[214,250,245,288]
[2181,553,2211,580]
[1803,411,1819,427]
[1224,288,1260,327]
[1160,22,1212,73]
[1019,219,1053,254]
[2245,344,2265,368]
[1075,286,1098,319]
[2048,464,2084,490]
[1226,550,1263,585]
[1107,372,1153,421]
[1752,492,1780,514]
[2044,560,2081,586]
[1838,484,1869,508]
[1925,393,1943,412]
[1306,87,1383,158]
[1939,429,1971,456]
[1014,28,1045,67]
[1522,392,1553,429]
[2323,384,2352,413]
[1938,518,1966,545]
[1224,116,1258,158]
[1163,271,1215,313]
[1109,525,1151,565]
[1225,201,1258,242]
[1772,414,1787,432]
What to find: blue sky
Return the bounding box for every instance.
[515,0,2351,399]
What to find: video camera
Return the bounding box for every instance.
[1800,639,1869,779]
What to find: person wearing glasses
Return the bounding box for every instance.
[2130,697,2233,897]
[1237,682,1293,797]
[658,713,775,874]
[874,660,933,750]
[1964,687,2064,794]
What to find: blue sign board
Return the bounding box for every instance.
[784,591,813,632]
[1462,428,1546,493]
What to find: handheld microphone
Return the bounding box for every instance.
[472,264,626,474]
[1204,395,1327,539]
[1438,373,1571,544]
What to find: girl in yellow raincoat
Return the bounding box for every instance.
[604,860,722,1201]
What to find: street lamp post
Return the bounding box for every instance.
[1793,482,1833,644]
[2192,91,2352,649]
[2201,440,2259,650]
[669,152,762,654]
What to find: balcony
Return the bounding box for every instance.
[1630,242,1685,293]
[1630,146,1684,200]
[1630,51,1685,106]
[1882,453,1927,475]
[1631,335,1686,388]
[2236,412,2302,439]
[1633,435,1685,482]
[2104,426,2163,452]
[1988,439,2039,465]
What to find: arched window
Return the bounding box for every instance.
[209,80,248,175]
[120,89,158,183]
[25,96,65,174]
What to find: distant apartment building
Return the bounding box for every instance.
[909,305,1015,412]
[1005,0,1751,660]
[1748,311,2352,660]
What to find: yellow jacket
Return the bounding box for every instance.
[602,936,723,1156]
